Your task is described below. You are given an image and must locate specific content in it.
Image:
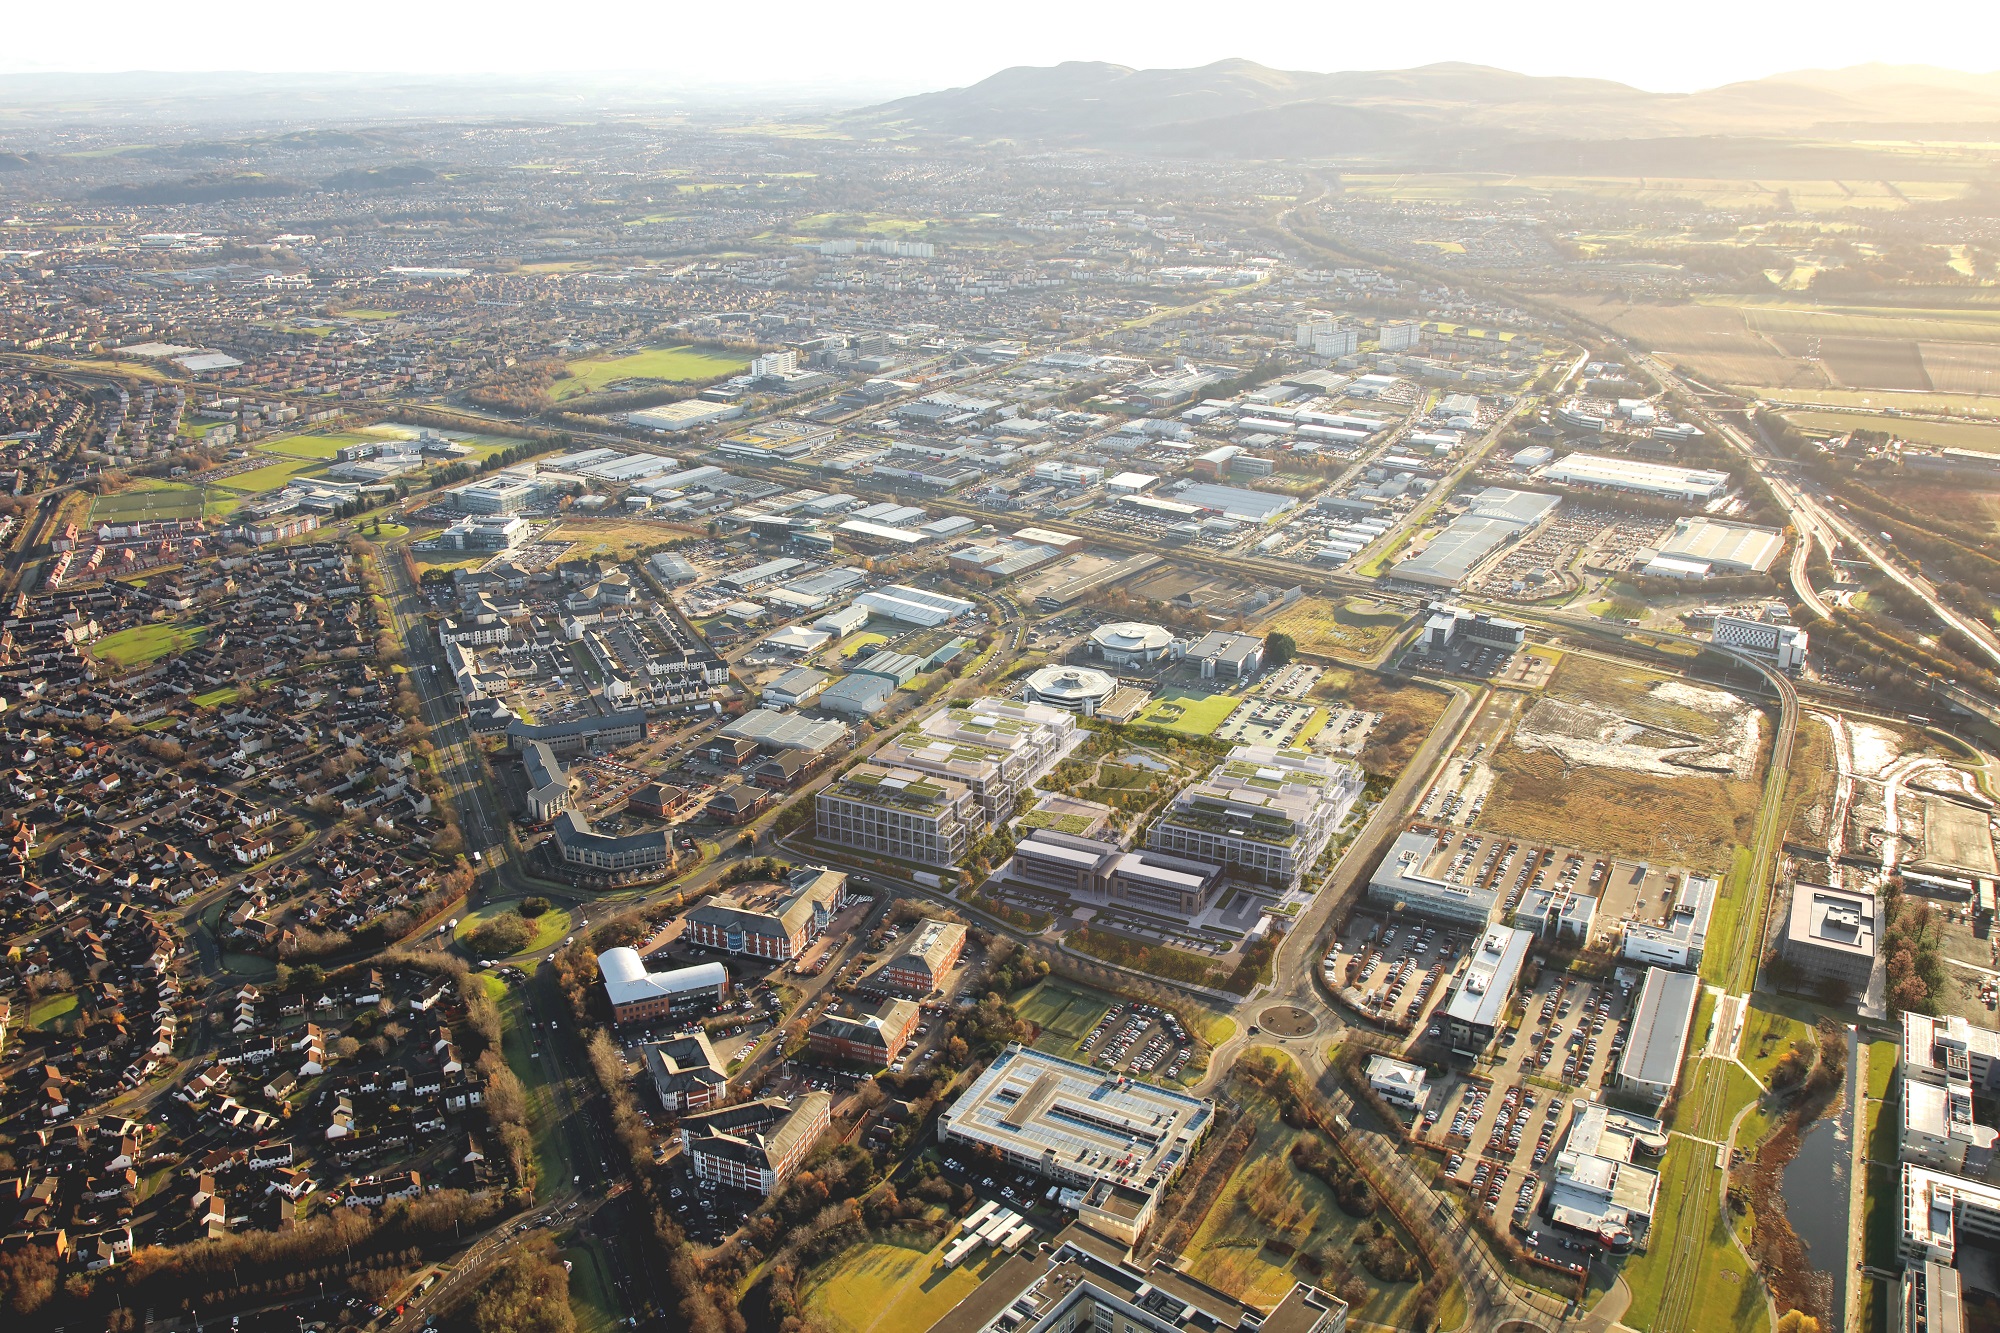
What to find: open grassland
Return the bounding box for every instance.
[1336,174,1966,211]
[94,621,209,669]
[542,517,687,560]
[1479,746,1761,871]
[800,1239,1005,1333]
[1266,596,1409,662]
[89,480,238,524]
[1781,713,1840,849]
[1313,668,1452,775]
[1548,653,1734,738]
[552,343,748,400]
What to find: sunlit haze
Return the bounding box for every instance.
[4,0,1997,95]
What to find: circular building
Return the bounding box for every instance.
[1088,621,1176,667]
[1024,664,1117,717]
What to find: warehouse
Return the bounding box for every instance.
[1541,452,1729,502]
[854,584,975,626]
[1653,517,1783,575]
[1172,482,1297,524]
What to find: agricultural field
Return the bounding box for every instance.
[94,621,209,669]
[1339,173,1969,211]
[1135,689,1242,735]
[799,1238,1007,1333]
[1475,655,1768,871]
[552,344,749,400]
[88,479,238,524]
[1266,596,1410,662]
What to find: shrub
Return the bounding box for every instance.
[519,896,552,919]
[467,915,534,956]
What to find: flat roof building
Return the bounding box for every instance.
[854,584,975,627]
[1009,829,1224,916]
[1145,746,1363,894]
[937,1046,1213,1245]
[1442,925,1532,1056]
[1542,452,1730,502]
[1616,967,1701,1105]
[1781,883,1879,993]
[1546,1101,1666,1251]
[1366,828,1500,926]
[1654,517,1783,575]
[1184,630,1263,682]
[1024,664,1117,716]
[1621,873,1716,971]
[875,697,1076,829]
[817,763,980,868]
[1088,621,1178,667]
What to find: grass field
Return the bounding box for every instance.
[1136,690,1242,735]
[332,308,401,320]
[563,1239,619,1333]
[840,631,890,659]
[89,480,239,524]
[214,456,327,494]
[456,900,572,958]
[800,1238,1007,1333]
[1480,743,1760,871]
[29,993,78,1028]
[95,622,209,669]
[553,344,749,400]
[1266,596,1409,662]
[497,983,572,1190]
[542,518,683,559]
[192,686,239,708]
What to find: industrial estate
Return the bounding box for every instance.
[4,46,2000,1333]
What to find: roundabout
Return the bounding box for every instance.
[1258,1004,1319,1037]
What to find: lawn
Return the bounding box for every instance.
[256,429,395,460]
[552,344,749,400]
[562,1238,620,1333]
[89,480,238,524]
[1737,1001,1808,1087]
[1135,690,1242,736]
[1619,1128,1768,1333]
[800,1237,1008,1333]
[192,686,240,708]
[95,622,209,669]
[840,631,891,659]
[28,993,78,1028]
[456,900,572,958]
[214,456,327,493]
[498,983,572,1189]
[332,308,401,320]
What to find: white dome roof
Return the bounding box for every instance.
[597,947,647,986]
[1090,621,1174,652]
[1026,664,1116,700]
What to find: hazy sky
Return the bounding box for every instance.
[4,0,1996,95]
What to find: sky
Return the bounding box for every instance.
[3,0,1997,97]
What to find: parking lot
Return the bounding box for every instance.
[1321,915,1471,1033]
[1074,999,1194,1081]
[1417,972,1639,1255]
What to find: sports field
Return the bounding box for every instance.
[1135,690,1242,735]
[215,457,326,494]
[553,344,748,400]
[1015,979,1114,1053]
[95,622,209,669]
[89,481,239,524]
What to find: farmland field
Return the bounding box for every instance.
[1780,409,2000,452]
[553,344,749,400]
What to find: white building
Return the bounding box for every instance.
[1713,614,1808,671]
[1023,664,1117,717]
[1145,745,1363,893]
[1365,1055,1430,1114]
[1541,452,1730,503]
[853,584,974,627]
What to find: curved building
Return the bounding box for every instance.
[1024,664,1116,717]
[596,948,730,1024]
[1088,621,1176,666]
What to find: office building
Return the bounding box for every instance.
[1621,874,1716,970]
[809,999,920,1067]
[1009,829,1223,916]
[1417,602,1529,653]
[1023,664,1116,717]
[1088,621,1178,667]
[1780,884,1878,992]
[1545,1101,1665,1252]
[1713,614,1808,671]
[552,810,672,876]
[1365,828,1499,925]
[937,1046,1214,1245]
[1616,967,1701,1105]
[816,763,980,868]
[1902,1013,2000,1177]
[641,1031,730,1112]
[682,866,847,960]
[681,1093,830,1195]
[1900,1163,2000,1270]
[880,919,968,995]
[875,698,1075,828]
[1145,746,1363,893]
[1183,630,1263,682]
[597,951,729,1025]
[1365,1055,1430,1114]
[1442,925,1532,1056]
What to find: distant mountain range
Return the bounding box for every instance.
[846,60,2000,166]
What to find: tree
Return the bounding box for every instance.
[1264,631,1297,668]
[1775,1313,1821,1333]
